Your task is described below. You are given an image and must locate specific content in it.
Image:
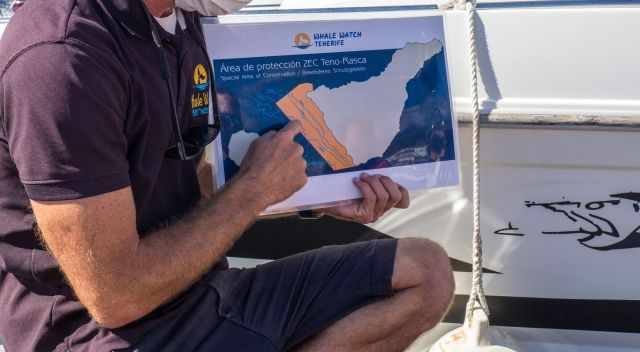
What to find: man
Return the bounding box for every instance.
[0,0,455,351]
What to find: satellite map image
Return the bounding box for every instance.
[214,37,455,181]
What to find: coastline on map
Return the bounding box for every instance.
[214,29,455,195]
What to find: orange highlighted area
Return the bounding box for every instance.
[276,83,355,171]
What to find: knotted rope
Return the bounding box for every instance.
[439,0,490,327]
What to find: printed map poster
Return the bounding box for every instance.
[205,17,459,214]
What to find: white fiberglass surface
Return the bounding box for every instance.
[218,5,640,120]
[376,125,640,300]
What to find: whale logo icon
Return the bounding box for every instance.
[293,33,312,49]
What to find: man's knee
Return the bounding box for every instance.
[393,238,455,323]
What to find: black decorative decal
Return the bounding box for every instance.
[523,192,640,251]
[444,295,640,333]
[494,222,525,236]
[231,216,501,273]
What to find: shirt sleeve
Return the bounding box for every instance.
[2,42,131,201]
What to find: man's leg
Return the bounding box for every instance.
[297,238,455,352]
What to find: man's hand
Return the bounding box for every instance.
[324,173,410,224]
[237,121,308,208]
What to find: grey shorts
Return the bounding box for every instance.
[126,239,397,352]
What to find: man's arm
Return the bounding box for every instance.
[32,122,307,329]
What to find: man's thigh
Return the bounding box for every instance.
[209,238,398,351]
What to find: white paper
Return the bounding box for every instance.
[204,17,460,213]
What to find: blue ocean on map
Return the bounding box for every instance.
[213,44,455,180]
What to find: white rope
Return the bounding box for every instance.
[463,0,491,326]
[439,0,490,326]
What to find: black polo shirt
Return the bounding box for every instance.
[0,0,212,350]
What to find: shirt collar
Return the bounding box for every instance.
[102,0,156,41]
[103,0,197,42]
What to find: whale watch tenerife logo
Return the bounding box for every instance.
[293,32,312,49]
[292,31,363,49]
[191,64,210,118]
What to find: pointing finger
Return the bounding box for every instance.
[256,130,276,144]
[279,121,302,140]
